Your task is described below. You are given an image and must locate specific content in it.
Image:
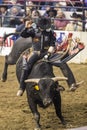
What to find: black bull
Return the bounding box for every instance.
[1,37,32,81]
[16,56,67,130]
[1,36,75,87]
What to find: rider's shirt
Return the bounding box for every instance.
[32,30,56,52]
[21,27,56,53]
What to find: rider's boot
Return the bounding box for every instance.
[17,52,39,96]
[59,62,81,92]
[69,83,77,91]
[69,81,84,92]
[17,69,29,96]
[17,56,29,96]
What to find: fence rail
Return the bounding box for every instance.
[0,1,87,31]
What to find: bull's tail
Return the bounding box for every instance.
[3,32,20,43]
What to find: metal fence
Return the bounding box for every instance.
[0,0,87,31]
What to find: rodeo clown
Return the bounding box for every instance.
[17,16,80,96]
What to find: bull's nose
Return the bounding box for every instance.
[43,98,52,106]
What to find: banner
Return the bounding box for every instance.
[54,31,87,63]
[0,27,87,63]
[0,27,15,56]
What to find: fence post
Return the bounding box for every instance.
[82,0,86,31]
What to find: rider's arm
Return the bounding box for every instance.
[49,31,56,47]
[20,27,35,38]
[20,20,36,38]
[44,31,56,60]
[48,31,56,53]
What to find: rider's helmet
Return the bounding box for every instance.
[38,17,51,31]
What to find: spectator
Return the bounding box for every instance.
[4,0,20,8]
[26,6,32,17]
[0,5,8,26]
[3,5,24,27]
[44,8,57,29]
[31,10,41,24]
[54,10,69,30]
[43,5,51,17]
[58,1,67,11]
[26,1,36,15]
[46,8,57,18]
[11,16,37,43]
[10,0,18,5]
[74,0,83,12]
[40,2,54,10]
[66,0,82,12]
[65,12,82,31]
[54,3,64,12]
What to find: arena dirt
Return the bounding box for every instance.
[0,56,87,130]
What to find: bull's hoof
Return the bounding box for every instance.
[65,123,73,128]
[61,120,67,126]
[1,78,6,82]
[34,128,41,130]
[1,75,7,82]
[17,89,24,96]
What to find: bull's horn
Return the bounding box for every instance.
[25,78,40,83]
[25,77,68,83]
[52,77,68,81]
[25,78,47,83]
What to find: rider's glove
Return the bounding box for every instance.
[44,52,51,60]
[44,55,49,60]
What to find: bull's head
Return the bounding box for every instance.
[25,77,67,107]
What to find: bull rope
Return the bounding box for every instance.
[42,44,70,63]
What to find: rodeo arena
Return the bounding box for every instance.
[0,0,87,130]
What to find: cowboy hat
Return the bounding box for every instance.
[0,5,8,10]
[38,17,51,30]
[70,12,78,18]
[46,8,57,17]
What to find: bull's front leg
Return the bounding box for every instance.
[33,112,41,130]
[28,98,41,130]
[1,55,16,82]
[53,91,66,126]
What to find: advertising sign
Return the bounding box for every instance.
[0,27,15,56]
[0,27,87,63]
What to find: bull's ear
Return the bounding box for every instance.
[34,85,40,90]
